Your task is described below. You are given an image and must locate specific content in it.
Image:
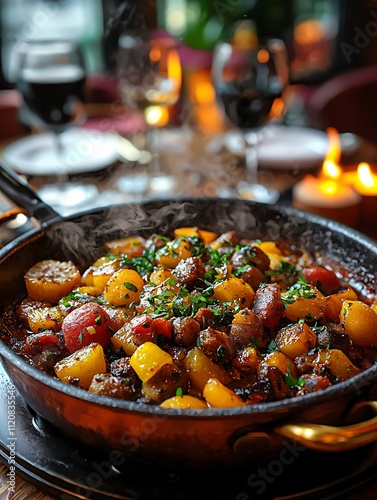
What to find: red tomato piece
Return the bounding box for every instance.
[62,302,112,353]
[301,267,341,295]
[153,317,173,339]
[130,314,156,344]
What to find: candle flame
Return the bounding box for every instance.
[320,127,342,180]
[320,179,338,196]
[357,162,377,189]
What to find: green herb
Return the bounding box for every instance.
[216,345,226,362]
[175,387,183,397]
[95,315,102,325]
[78,332,83,343]
[124,282,138,293]
[282,281,317,305]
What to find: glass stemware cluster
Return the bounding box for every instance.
[14,39,98,213]
[211,35,289,202]
[116,32,182,197]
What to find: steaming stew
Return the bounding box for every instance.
[1,227,377,409]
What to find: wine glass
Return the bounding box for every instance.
[116,33,182,197]
[14,39,98,213]
[212,37,289,202]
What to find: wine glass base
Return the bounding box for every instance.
[238,181,280,204]
[37,182,99,215]
[147,174,177,198]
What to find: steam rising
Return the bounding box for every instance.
[44,198,377,298]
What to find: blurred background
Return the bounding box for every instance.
[1,0,377,138]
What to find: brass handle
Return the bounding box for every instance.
[275,401,377,452]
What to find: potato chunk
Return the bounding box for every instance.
[213,277,255,309]
[103,269,144,306]
[340,300,377,346]
[275,322,317,359]
[203,378,246,408]
[130,342,174,383]
[25,260,81,304]
[27,306,62,333]
[160,395,208,409]
[54,343,106,389]
[184,348,231,392]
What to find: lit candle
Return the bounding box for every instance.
[343,163,377,232]
[292,174,362,227]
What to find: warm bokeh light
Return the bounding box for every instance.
[167,48,182,90]
[257,48,270,64]
[294,19,325,46]
[268,97,285,120]
[145,105,169,127]
[149,47,161,63]
[195,81,215,105]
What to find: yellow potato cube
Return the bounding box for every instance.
[27,306,62,333]
[260,351,297,378]
[156,239,192,268]
[325,288,358,322]
[213,277,255,308]
[160,395,208,409]
[54,343,107,390]
[103,269,144,306]
[184,348,232,392]
[130,342,174,382]
[275,323,317,359]
[203,378,246,408]
[149,268,172,286]
[283,286,326,322]
[256,241,281,255]
[104,236,145,256]
[340,300,377,346]
[111,324,137,356]
[314,349,361,381]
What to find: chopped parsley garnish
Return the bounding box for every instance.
[175,387,183,397]
[124,282,138,293]
[282,280,317,305]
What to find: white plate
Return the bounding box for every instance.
[3,128,120,176]
[223,126,359,170]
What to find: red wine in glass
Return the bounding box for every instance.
[212,39,288,202]
[19,64,86,132]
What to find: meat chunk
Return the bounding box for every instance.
[88,374,140,400]
[141,363,188,404]
[172,317,200,347]
[110,357,142,392]
[172,257,205,287]
[237,266,265,291]
[197,328,235,364]
[231,246,270,273]
[230,308,265,349]
[193,308,216,329]
[253,283,284,329]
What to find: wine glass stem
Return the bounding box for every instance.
[245,135,259,185]
[146,126,160,177]
[54,132,68,183]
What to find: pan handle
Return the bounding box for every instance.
[275,401,377,452]
[0,163,61,225]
